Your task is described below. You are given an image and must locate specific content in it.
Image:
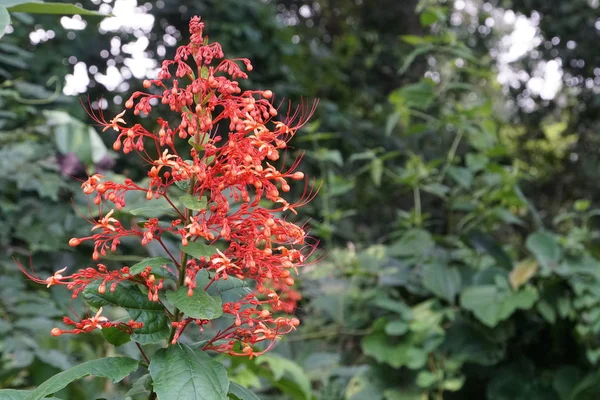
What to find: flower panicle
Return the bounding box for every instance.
[21,15,317,356]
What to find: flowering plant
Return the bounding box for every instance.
[12,16,315,400]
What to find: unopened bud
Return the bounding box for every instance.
[51,328,62,336]
[69,238,81,247]
[292,171,304,180]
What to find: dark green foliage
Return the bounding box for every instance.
[3,0,600,399]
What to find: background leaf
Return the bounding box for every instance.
[23,357,138,400]
[149,343,230,400]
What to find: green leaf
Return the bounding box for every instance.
[389,80,435,109]
[7,2,106,16]
[125,374,152,398]
[460,285,538,327]
[166,287,223,320]
[102,326,131,347]
[22,357,138,400]
[384,320,409,336]
[388,228,434,257]
[0,390,60,400]
[362,329,428,369]
[129,256,175,279]
[447,166,473,189]
[129,205,177,218]
[420,7,446,26]
[466,230,513,270]
[83,281,169,344]
[422,262,462,303]
[228,382,261,400]
[257,354,312,400]
[0,6,10,40]
[526,231,562,272]
[370,158,383,186]
[1,0,35,6]
[196,270,253,304]
[149,343,230,400]
[180,194,208,211]
[46,111,107,166]
[180,241,219,260]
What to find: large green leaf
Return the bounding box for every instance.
[0,390,60,400]
[0,6,9,40]
[257,354,312,400]
[7,2,106,16]
[102,326,131,347]
[21,357,138,400]
[83,281,169,344]
[362,329,430,370]
[422,262,462,303]
[466,230,513,270]
[180,241,219,260]
[460,284,538,327]
[149,343,230,400]
[46,111,107,166]
[387,228,434,257]
[166,287,223,320]
[228,382,261,400]
[526,231,562,272]
[129,256,175,279]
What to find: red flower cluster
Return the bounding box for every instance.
[20,16,316,357]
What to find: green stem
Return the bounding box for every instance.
[167,130,200,344]
[414,186,422,227]
[438,128,464,183]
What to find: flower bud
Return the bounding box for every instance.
[69,238,81,247]
[51,328,62,336]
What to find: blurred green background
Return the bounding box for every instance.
[4,0,600,398]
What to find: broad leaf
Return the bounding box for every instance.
[460,284,538,327]
[257,354,312,400]
[196,270,253,304]
[23,357,138,400]
[129,256,175,279]
[102,326,131,347]
[466,230,513,270]
[7,2,106,16]
[180,241,219,260]
[0,6,9,40]
[149,343,229,400]
[180,194,208,211]
[387,228,434,257]
[362,329,433,369]
[46,111,107,166]
[422,262,462,303]
[166,287,223,320]
[83,281,169,344]
[526,231,561,272]
[0,390,60,400]
[447,166,473,189]
[228,382,261,400]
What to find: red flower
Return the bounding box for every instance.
[21,16,317,357]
